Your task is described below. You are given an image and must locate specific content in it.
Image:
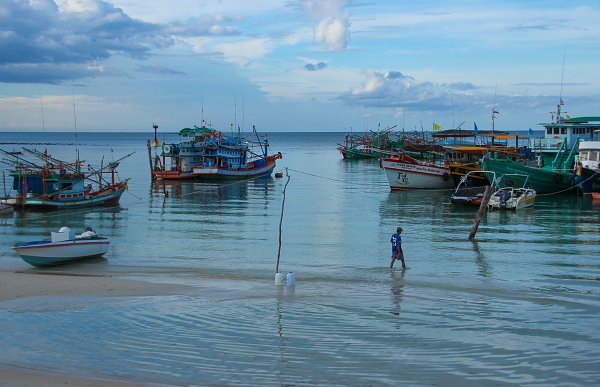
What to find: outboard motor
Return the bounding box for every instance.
[499,190,512,206]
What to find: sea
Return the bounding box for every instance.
[0,131,599,386]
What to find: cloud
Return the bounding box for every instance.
[0,63,105,84]
[304,62,327,71]
[211,38,273,67]
[167,14,242,37]
[339,70,479,111]
[300,0,350,51]
[136,65,186,76]
[0,0,173,84]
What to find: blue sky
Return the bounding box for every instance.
[1,0,599,132]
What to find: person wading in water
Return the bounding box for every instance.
[390,227,406,269]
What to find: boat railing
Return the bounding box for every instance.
[551,136,579,172]
[531,136,565,152]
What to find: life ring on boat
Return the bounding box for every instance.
[556,142,562,149]
[442,173,450,181]
[554,172,563,184]
[163,144,172,154]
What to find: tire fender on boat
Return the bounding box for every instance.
[442,173,450,181]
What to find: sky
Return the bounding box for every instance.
[1,0,599,133]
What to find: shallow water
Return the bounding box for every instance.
[0,131,599,385]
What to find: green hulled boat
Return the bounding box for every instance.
[482,133,579,194]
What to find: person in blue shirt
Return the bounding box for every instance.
[390,227,405,269]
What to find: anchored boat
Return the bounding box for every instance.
[381,153,454,190]
[149,123,281,180]
[450,170,498,207]
[488,174,536,210]
[0,148,131,210]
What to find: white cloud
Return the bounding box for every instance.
[212,38,273,66]
[301,0,350,51]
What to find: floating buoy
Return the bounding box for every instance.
[275,172,284,178]
[287,272,296,286]
[275,272,285,285]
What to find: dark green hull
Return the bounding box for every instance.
[482,157,575,194]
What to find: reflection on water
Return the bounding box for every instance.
[470,240,492,278]
[0,132,599,385]
[389,269,405,320]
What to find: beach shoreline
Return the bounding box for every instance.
[0,268,193,386]
[0,268,192,302]
[0,363,168,387]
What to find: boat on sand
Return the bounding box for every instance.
[13,227,110,267]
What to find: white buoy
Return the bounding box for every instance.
[275,272,285,286]
[287,272,296,286]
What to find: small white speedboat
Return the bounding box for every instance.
[13,227,110,267]
[488,174,536,210]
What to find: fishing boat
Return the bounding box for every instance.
[481,102,597,194]
[13,227,110,267]
[0,148,131,210]
[573,128,600,194]
[450,170,497,206]
[149,123,281,180]
[529,103,598,168]
[381,153,454,190]
[338,125,400,160]
[488,174,536,210]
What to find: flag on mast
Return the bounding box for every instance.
[474,122,479,135]
[433,122,441,131]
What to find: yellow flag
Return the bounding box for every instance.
[566,114,571,120]
[433,122,441,131]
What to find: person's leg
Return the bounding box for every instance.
[390,255,396,269]
[400,250,406,269]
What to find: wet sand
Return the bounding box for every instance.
[0,269,192,386]
[0,364,164,387]
[0,269,191,302]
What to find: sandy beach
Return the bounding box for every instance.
[0,268,192,386]
[0,269,192,302]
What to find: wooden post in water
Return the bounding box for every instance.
[276,168,291,274]
[469,185,492,240]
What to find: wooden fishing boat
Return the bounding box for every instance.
[149,123,281,180]
[481,155,574,194]
[13,227,110,267]
[488,174,536,210]
[381,153,454,190]
[0,148,131,210]
[338,125,400,159]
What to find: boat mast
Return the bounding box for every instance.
[72,91,79,173]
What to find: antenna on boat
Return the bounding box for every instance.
[556,45,567,123]
[201,92,205,126]
[491,83,498,136]
[234,94,237,135]
[450,85,455,129]
[40,96,45,133]
[72,90,79,172]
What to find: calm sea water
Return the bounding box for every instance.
[0,131,599,386]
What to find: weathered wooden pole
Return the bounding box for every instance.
[276,168,291,274]
[468,185,492,240]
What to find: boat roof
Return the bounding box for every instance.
[179,126,218,136]
[538,117,600,127]
[432,129,509,138]
[444,145,517,154]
